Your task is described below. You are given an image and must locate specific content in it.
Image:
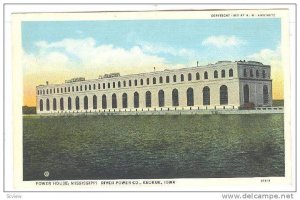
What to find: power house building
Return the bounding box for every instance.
[36,60,272,114]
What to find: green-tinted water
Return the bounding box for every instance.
[23,114,284,180]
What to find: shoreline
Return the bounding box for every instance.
[23,107,284,117]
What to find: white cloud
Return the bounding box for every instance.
[202,35,246,48]
[25,38,184,79]
[23,50,70,74]
[246,46,281,66]
[138,41,197,58]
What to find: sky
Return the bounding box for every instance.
[22,18,283,106]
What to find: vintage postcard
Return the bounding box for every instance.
[10,8,294,191]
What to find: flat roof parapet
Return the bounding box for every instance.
[99,73,121,79]
[65,77,85,83]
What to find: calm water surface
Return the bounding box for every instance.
[23,114,284,180]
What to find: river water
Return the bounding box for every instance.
[23,114,284,180]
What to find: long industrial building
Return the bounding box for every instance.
[36,60,272,114]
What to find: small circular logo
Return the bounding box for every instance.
[44,171,50,177]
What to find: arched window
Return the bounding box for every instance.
[112,93,117,108]
[172,89,179,106]
[146,78,150,85]
[46,89,49,94]
[134,92,139,108]
[118,81,121,88]
[188,73,192,81]
[129,80,132,87]
[98,83,100,89]
[263,85,269,104]
[140,79,143,85]
[80,86,82,91]
[53,98,57,110]
[196,72,200,80]
[84,96,88,110]
[214,70,218,78]
[204,71,208,79]
[113,82,116,88]
[76,86,78,91]
[220,85,228,105]
[75,96,80,110]
[89,85,91,90]
[123,80,126,87]
[93,95,97,109]
[244,84,250,104]
[146,91,151,107]
[262,70,266,78]
[173,75,177,82]
[103,83,106,89]
[46,99,50,111]
[108,83,110,88]
[60,98,64,110]
[166,76,170,83]
[57,88,59,93]
[134,79,137,86]
[256,70,259,78]
[159,76,163,83]
[68,87,70,92]
[221,70,225,78]
[187,87,194,106]
[229,69,233,77]
[39,99,43,111]
[153,77,156,84]
[250,69,254,77]
[93,84,96,90]
[85,85,87,91]
[243,68,247,77]
[102,95,107,109]
[181,74,184,81]
[203,86,210,105]
[68,96,74,109]
[122,93,128,108]
[158,90,165,107]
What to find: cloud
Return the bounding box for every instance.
[23,50,71,74]
[28,37,175,76]
[247,46,281,66]
[202,35,246,48]
[137,41,197,59]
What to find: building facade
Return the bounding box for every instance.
[36,60,272,114]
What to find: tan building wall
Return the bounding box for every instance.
[36,61,272,114]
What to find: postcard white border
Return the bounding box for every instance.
[6,6,296,191]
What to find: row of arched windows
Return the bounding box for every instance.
[213,69,234,79]
[39,84,270,111]
[39,86,229,111]
[243,68,267,78]
[37,69,235,95]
